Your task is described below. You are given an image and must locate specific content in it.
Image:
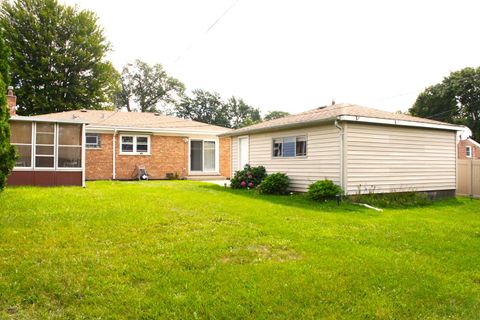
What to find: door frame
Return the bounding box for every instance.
[188,138,219,174]
[238,135,249,170]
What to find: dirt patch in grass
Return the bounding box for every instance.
[220,243,301,264]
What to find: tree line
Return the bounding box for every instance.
[0,0,290,129]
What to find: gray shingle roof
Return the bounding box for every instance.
[35,110,230,133]
[225,103,457,136]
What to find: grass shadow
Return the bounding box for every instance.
[196,182,469,213]
[196,183,367,214]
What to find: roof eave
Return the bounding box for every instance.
[9,115,89,124]
[87,124,229,136]
[220,117,336,137]
[337,115,464,131]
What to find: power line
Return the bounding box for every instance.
[174,0,241,63]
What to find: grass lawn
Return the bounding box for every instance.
[0,181,479,319]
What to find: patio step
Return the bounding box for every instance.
[185,175,227,181]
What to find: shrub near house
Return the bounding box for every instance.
[230,164,266,189]
[257,173,289,195]
[307,180,342,201]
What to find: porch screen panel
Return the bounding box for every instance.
[58,124,82,168]
[191,141,203,171]
[204,141,215,171]
[35,122,54,168]
[10,121,32,167]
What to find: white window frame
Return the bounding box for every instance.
[466,145,472,158]
[119,134,151,155]
[85,133,101,149]
[272,135,308,158]
[189,138,219,173]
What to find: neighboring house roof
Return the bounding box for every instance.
[223,103,463,136]
[466,138,480,148]
[34,110,230,134]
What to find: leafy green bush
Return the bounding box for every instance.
[307,179,342,201]
[230,164,266,189]
[257,173,289,195]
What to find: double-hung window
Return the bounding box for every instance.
[272,135,307,158]
[466,146,472,158]
[120,135,150,155]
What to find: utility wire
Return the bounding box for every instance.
[173,0,241,63]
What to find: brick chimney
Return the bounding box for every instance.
[6,86,16,116]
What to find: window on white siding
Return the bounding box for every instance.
[86,133,101,148]
[272,135,307,158]
[466,146,472,158]
[120,135,150,155]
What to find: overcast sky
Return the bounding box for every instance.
[61,0,480,115]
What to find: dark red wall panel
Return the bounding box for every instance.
[7,171,34,186]
[33,171,56,186]
[7,171,82,187]
[55,172,82,186]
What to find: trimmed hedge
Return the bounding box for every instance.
[307,179,342,201]
[257,173,289,195]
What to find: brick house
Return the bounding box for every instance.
[35,110,232,181]
[458,138,480,159]
[8,95,232,184]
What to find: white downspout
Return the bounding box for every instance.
[82,123,86,188]
[334,119,345,193]
[113,128,117,180]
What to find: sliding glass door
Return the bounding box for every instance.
[190,140,217,172]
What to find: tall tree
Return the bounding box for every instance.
[264,110,290,121]
[410,67,480,139]
[226,96,261,128]
[0,31,16,191]
[176,90,261,128]
[176,89,230,127]
[0,0,119,115]
[115,60,185,113]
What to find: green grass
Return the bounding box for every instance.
[0,181,479,319]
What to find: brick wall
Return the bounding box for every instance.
[115,135,188,179]
[219,137,231,178]
[86,133,231,180]
[86,133,114,180]
[458,139,480,159]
